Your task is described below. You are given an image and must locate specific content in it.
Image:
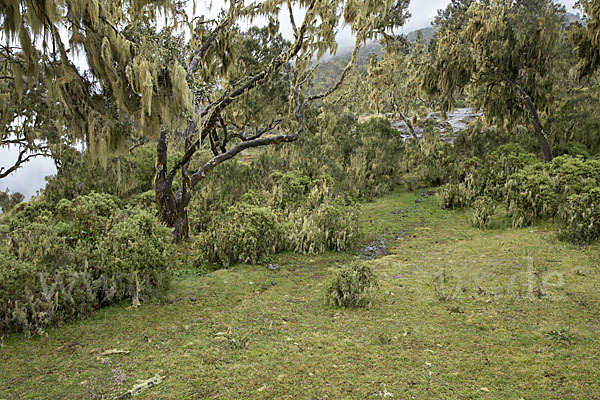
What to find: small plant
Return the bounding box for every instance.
[545,328,572,342]
[470,196,496,229]
[431,270,463,302]
[325,261,379,308]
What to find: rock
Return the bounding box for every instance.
[359,240,388,260]
[267,264,280,271]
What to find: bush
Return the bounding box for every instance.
[470,196,496,229]
[325,261,379,308]
[288,196,361,254]
[55,192,120,241]
[0,207,173,335]
[558,188,600,245]
[504,156,600,227]
[438,182,476,210]
[505,164,556,227]
[95,210,172,301]
[194,202,285,266]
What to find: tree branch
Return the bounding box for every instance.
[188,1,240,75]
[308,35,362,101]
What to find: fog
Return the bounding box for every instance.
[0,0,581,199]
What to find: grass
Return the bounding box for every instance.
[1,190,599,399]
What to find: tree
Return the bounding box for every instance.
[0,48,70,179]
[0,188,23,212]
[367,33,430,142]
[421,0,569,162]
[0,0,410,241]
[573,0,600,77]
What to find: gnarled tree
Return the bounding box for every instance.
[0,0,410,241]
[421,0,570,162]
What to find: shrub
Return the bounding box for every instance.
[55,192,120,241]
[504,156,600,227]
[325,261,379,308]
[194,202,285,266]
[558,188,600,245]
[438,183,475,209]
[288,196,361,254]
[470,196,496,229]
[0,208,173,335]
[504,163,556,227]
[95,210,173,299]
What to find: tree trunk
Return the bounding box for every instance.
[397,109,419,144]
[155,130,191,243]
[504,78,553,162]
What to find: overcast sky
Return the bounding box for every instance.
[0,0,581,200]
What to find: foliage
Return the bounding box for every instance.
[0,189,24,213]
[194,202,285,266]
[547,86,600,155]
[367,34,429,140]
[43,145,156,203]
[0,198,172,334]
[572,0,600,77]
[55,192,121,240]
[344,118,406,197]
[558,188,600,244]
[95,210,173,297]
[325,261,379,308]
[287,194,361,254]
[470,196,496,229]
[422,0,570,160]
[505,156,600,227]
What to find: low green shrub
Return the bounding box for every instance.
[470,196,496,229]
[0,207,173,335]
[558,188,600,245]
[505,156,600,227]
[55,192,120,241]
[288,196,361,254]
[194,202,285,266]
[95,210,173,301]
[325,261,379,308]
[438,183,473,209]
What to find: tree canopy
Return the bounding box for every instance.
[0,0,411,240]
[420,0,570,161]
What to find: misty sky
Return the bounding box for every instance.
[0,0,581,200]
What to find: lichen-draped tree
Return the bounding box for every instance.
[0,47,71,179]
[367,33,430,142]
[572,0,600,77]
[420,0,570,162]
[0,0,410,241]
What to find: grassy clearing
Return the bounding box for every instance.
[1,190,599,399]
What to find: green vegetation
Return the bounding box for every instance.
[1,0,600,398]
[1,191,599,399]
[325,261,379,308]
[1,194,172,335]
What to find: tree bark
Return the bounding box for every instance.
[504,77,553,162]
[155,130,190,242]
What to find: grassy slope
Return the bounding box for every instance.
[1,191,599,399]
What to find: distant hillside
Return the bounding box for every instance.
[406,27,435,44]
[564,12,581,25]
[311,24,431,92]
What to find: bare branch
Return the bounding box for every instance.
[287,0,298,38]
[0,146,48,179]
